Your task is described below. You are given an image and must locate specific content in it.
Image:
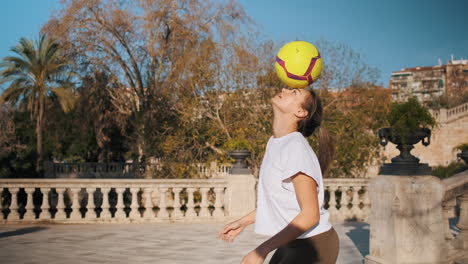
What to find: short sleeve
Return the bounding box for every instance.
[280,139,321,192]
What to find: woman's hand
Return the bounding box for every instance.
[240,248,268,264]
[218,219,246,243]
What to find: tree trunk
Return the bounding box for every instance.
[36,96,44,174]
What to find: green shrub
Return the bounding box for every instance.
[432,161,467,179]
[454,143,468,152]
[387,97,436,143]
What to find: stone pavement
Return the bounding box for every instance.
[0,222,367,264]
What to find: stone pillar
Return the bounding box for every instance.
[453,194,468,249]
[157,187,169,220]
[171,187,183,219]
[8,188,20,220]
[69,188,82,220]
[129,187,141,220]
[185,187,197,219]
[114,188,127,219]
[23,188,36,221]
[41,187,52,219]
[55,188,67,220]
[100,187,112,220]
[225,173,256,220]
[199,187,211,218]
[365,175,447,264]
[86,187,98,219]
[142,188,154,219]
[327,185,339,222]
[212,187,225,218]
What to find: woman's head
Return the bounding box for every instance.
[271,88,321,137]
[271,87,334,175]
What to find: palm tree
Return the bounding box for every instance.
[0,35,76,174]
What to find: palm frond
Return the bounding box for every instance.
[51,87,77,112]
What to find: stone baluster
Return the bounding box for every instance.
[7,188,20,221]
[212,187,225,218]
[350,185,362,220]
[55,188,67,220]
[129,187,140,220]
[86,187,97,219]
[341,185,352,221]
[157,187,169,220]
[453,194,468,249]
[327,185,339,222]
[171,187,183,219]
[442,199,456,241]
[143,187,154,219]
[114,187,127,219]
[198,187,211,218]
[362,186,371,222]
[100,187,112,220]
[23,188,36,221]
[40,187,52,219]
[185,187,197,219]
[69,188,82,220]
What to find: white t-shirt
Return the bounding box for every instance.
[254,131,332,239]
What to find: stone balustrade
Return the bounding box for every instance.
[442,169,468,262]
[0,179,228,224]
[1,177,371,224]
[430,101,468,124]
[44,162,140,179]
[323,178,371,223]
[195,163,232,178]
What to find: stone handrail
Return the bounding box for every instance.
[195,163,232,178]
[1,177,371,224]
[441,169,468,262]
[0,178,228,224]
[430,101,468,124]
[44,161,140,179]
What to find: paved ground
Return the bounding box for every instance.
[0,222,368,264]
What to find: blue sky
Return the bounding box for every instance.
[1,0,467,87]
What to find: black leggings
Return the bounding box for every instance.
[269,227,340,264]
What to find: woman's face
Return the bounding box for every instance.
[271,88,310,118]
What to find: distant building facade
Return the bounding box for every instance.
[389,58,468,103]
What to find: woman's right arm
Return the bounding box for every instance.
[218,209,256,242]
[239,209,256,226]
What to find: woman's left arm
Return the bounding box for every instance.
[240,172,320,264]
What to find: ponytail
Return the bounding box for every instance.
[297,89,335,175]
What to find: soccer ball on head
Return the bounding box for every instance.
[274,41,323,88]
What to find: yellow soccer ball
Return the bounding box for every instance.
[274,41,323,88]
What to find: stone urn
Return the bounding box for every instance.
[227,150,251,174]
[457,151,468,164]
[378,127,432,175]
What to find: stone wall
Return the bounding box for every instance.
[382,102,468,167]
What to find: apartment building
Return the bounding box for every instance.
[389,57,468,103]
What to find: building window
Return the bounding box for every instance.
[438,79,444,88]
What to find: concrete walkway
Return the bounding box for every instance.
[0,222,368,264]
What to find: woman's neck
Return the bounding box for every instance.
[272,110,298,138]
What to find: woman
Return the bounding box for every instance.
[218,87,339,264]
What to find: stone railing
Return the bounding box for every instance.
[442,169,468,262]
[0,179,229,224]
[44,161,140,179]
[430,101,468,124]
[324,178,371,222]
[0,177,370,224]
[195,163,232,178]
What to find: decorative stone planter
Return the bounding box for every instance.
[457,151,468,164]
[227,150,251,174]
[378,127,432,175]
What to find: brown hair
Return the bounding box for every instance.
[297,89,335,175]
